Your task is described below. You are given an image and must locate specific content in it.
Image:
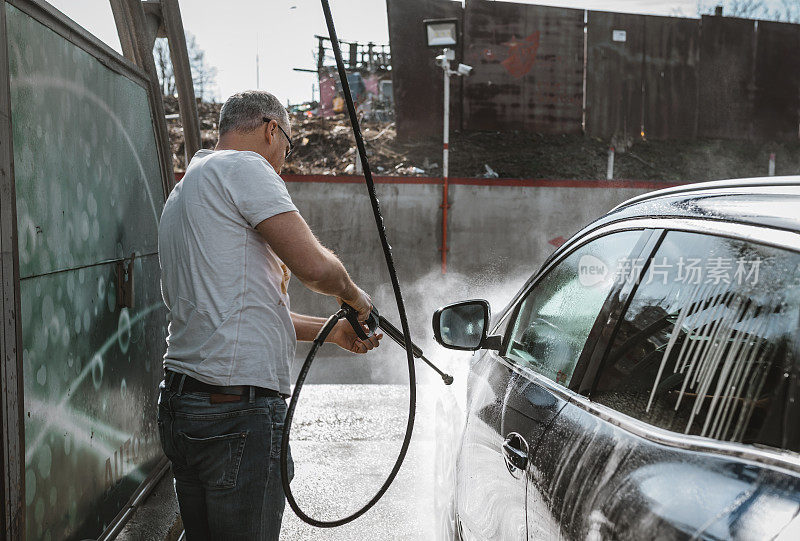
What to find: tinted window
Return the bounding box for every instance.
[593,231,800,451]
[506,231,644,385]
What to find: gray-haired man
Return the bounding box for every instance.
[157,90,382,540]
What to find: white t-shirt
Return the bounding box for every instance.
[158,149,298,394]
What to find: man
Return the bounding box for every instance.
[157,90,381,540]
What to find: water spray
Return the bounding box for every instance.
[279,0,453,528]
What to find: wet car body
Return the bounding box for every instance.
[440,178,800,540]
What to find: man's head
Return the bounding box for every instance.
[216,91,293,172]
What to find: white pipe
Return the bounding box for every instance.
[443,49,450,181]
[606,146,614,180]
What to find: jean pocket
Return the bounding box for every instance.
[178,431,249,489]
[270,421,287,460]
[270,422,294,482]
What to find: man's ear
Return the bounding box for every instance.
[264,121,274,146]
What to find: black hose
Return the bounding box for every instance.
[278,0,419,527]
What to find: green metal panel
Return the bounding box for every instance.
[6,3,167,539]
[8,4,162,280]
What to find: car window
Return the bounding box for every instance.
[506,230,644,385]
[593,231,800,451]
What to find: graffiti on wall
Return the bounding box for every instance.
[501,31,541,78]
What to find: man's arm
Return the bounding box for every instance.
[291,313,330,342]
[255,211,371,318]
[290,312,381,353]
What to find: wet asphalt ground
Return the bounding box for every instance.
[279,384,440,540]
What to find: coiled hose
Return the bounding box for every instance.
[278,0,420,527]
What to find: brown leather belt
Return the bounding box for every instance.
[164,370,289,400]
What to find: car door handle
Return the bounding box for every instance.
[502,433,529,473]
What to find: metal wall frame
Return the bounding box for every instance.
[0,1,25,537]
[111,0,201,180]
[0,0,180,538]
[108,0,175,197]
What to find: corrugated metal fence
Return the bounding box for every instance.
[387,0,800,142]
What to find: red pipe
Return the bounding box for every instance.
[441,177,449,274]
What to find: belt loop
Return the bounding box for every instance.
[166,370,175,389]
[249,386,255,405]
[177,374,186,395]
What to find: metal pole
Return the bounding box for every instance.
[441,49,450,274]
[162,0,202,164]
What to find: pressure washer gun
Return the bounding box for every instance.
[341,303,454,385]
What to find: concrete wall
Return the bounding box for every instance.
[284,178,659,383]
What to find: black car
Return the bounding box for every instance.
[433,178,800,540]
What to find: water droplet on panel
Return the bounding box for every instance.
[91,353,103,389]
[80,211,89,241]
[38,444,51,478]
[87,193,97,217]
[34,499,44,523]
[36,365,46,386]
[118,308,131,354]
[25,469,36,506]
[41,295,54,327]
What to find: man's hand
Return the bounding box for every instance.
[330,319,383,354]
[337,285,372,322]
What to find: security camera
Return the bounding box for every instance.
[456,63,473,76]
[435,54,446,67]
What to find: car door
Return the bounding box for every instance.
[536,228,800,539]
[455,229,648,541]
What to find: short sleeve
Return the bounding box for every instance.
[226,154,298,228]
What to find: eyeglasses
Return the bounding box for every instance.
[263,117,295,159]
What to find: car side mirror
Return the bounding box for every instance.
[432,299,497,351]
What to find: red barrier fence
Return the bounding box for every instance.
[173,172,681,273]
[175,172,678,190]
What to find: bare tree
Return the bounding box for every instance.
[767,0,800,22]
[187,34,218,101]
[153,32,218,100]
[697,0,800,22]
[154,38,175,96]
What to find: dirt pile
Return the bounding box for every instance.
[164,98,800,182]
[163,96,221,170]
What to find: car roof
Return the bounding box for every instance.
[604,176,800,234]
[533,177,800,279]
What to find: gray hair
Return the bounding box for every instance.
[219,90,289,136]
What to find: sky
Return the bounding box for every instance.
[48,0,720,104]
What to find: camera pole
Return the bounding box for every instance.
[441,47,452,275]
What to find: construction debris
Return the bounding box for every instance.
[483,164,499,178]
[164,96,221,170]
[165,98,800,182]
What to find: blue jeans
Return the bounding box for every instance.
[157,381,294,540]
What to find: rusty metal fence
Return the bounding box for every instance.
[462,1,584,134]
[387,0,800,142]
